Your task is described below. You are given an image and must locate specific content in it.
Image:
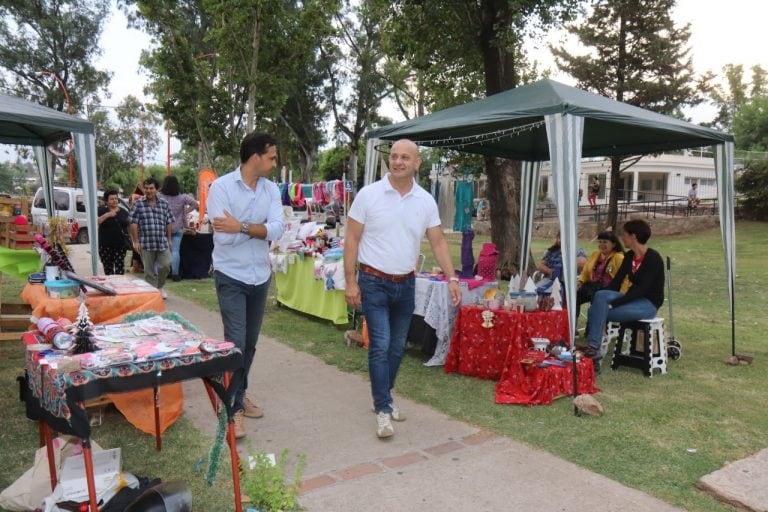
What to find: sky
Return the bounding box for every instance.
[96,0,767,164]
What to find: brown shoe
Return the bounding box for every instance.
[243,397,263,419]
[233,410,246,439]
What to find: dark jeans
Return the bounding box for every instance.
[358,271,415,414]
[214,270,270,412]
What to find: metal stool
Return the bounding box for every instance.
[611,317,667,377]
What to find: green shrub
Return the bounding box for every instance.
[240,447,305,512]
[735,159,768,220]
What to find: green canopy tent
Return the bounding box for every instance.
[0,92,99,274]
[366,79,737,357]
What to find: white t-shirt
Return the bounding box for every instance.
[348,174,441,275]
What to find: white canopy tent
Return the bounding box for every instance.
[0,92,99,274]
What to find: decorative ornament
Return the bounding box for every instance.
[71,302,98,354]
[481,309,495,328]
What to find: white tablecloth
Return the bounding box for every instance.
[414,278,498,366]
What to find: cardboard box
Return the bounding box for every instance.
[59,448,121,502]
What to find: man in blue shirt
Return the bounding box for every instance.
[128,177,174,298]
[207,132,284,439]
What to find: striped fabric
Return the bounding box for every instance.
[714,142,736,355]
[545,113,584,344]
[73,132,100,275]
[519,161,542,273]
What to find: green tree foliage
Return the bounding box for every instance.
[709,64,767,132]
[0,0,111,111]
[0,0,111,185]
[90,95,161,190]
[0,161,30,195]
[124,0,337,178]
[733,96,768,152]
[735,159,768,220]
[319,0,392,185]
[317,146,352,181]
[376,0,579,272]
[552,0,710,230]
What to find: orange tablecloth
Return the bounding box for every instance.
[21,283,183,435]
[21,283,165,325]
[445,306,597,405]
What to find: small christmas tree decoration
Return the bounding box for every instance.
[71,302,98,354]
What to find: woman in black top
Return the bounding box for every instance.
[97,190,130,274]
[584,219,664,367]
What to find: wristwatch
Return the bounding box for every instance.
[240,222,249,235]
[448,276,460,284]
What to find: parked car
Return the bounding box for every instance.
[31,186,98,244]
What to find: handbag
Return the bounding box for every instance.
[122,230,133,250]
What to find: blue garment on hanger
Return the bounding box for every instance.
[453,180,474,232]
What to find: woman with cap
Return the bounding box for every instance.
[576,230,624,322]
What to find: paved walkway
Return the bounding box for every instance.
[71,245,682,511]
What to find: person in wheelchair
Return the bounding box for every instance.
[583,219,664,371]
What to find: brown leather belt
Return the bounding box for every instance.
[359,263,414,283]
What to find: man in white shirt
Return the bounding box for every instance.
[687,182,700,209]
[207,132,284,439]
[344,139,461,439]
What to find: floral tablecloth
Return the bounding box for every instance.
[445,306,571,380]
[444,306,596,405]
[415,277,497,366]
[495,349,599,405]
[23,319,242,439]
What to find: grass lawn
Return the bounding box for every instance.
[2,221,765,511]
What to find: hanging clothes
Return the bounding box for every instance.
[437,174,455,230]
[453,179,474,232]
[281,183,292,206]
[460,229,475,278]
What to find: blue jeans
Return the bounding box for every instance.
[170,231,183,275]
[586,290,658,350]
[214,270,270,412]
[358,272,415,414]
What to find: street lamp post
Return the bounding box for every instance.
[38,70,74,187]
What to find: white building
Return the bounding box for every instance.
[539,152,720,206]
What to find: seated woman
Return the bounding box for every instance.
[537,231,588,281]
[584,219,664,370]
[576,231,624,320]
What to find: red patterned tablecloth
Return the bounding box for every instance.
[445,307,571,380]
[495,349,599,405]
[445,306,598,406]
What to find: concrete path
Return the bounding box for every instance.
[70,245,682,511]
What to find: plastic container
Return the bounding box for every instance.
[520,291,538,312]
[45,279,79,299]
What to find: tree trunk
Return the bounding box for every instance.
[348,141,359,185]
[478,0,520,277]
[486,157,522,278]
[247,13,261,133]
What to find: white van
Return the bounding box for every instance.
[31,186,93,244]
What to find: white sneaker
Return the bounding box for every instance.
[160,288,168,299]
[371,404,406,422]
[376,412,394,438]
